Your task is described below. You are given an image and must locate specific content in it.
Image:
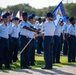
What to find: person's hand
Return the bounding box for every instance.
[37,28,41,32]
[34,33,38,37]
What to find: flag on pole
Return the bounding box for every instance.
[52,1,66,26]
[16,11,22,20]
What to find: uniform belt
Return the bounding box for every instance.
[12,37,18,39]
[20,35,28,38]
[1,37,8,40]
[70,35,76,37]
[44,36,53,37]
[54,35,60,37]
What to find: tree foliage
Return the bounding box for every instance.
[0,3,76,17]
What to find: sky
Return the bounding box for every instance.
[0,0,76,9]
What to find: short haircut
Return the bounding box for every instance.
[38,17,42,21]
[69,17,75,22]
[28,15,33,20]
[66,16,69,20]
[47,12,53,17]
[22,12,28,17]
[32,14,36,17]
[5,12,11,16]
[12,17,19,21]
[2,14,7,19]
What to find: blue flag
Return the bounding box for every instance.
[52,1,66,25]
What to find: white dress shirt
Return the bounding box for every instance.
[63,22,71,33]
[28,22,35,38]
[19,20,31,37]
[11,24,20,38]
[0,23,9,39]
[54,25,62,37]
[67,24,76,36]
[7,22,12,35]
[43,21,55,36]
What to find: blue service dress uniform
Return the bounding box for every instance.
[43,21,55,69]
[11,23,20,62]
[53,24,62,63]
[67,24,76,62]
[19,20,30,68]
[28,22,36,65]
[0,23,10,69]
[63,22,71,55]
[36,23,43,54]
[7,21,13,63]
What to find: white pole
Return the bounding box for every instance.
[20,36,34,55]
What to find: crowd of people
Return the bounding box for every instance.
[0,11,76,70]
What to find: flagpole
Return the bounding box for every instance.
[20,36,34,55]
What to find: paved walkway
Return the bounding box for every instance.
[0,65,76,75]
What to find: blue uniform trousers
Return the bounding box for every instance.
[0,37,10,69]
[60,33,63,51]
[53,35,61,63]
[37,36,43,54]
[0,37,2,69]
[43,36,54,68]
[20,35,29,68]
[8,35,13,63]
[68,35,76,62]
[28,39,35,65]
[12,37,20,62]
[63,34,68,55]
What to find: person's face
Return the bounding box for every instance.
[12,20,19,25]
[38,20,42,24]
[29,19,34,24]
[33,17,36,22]
[71,19,75,25]
[58,19,64,26]
[60,22,64,26]
[7,15,11,21]
[15,20,19,25]
[23,16,28,21]
[3,18,8,24]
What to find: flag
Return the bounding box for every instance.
[52,1,66,26]
[16,11,22,20]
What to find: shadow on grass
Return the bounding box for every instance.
[33,60,44,68]
[53,62,76,68]
[29,68,56,75]
[29,68,73,75]
[13,69,33,74]
[11,61,20,70]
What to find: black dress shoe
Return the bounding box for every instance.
[5,66,11,69]
[29,63,35,66]
[37,52,42,54]
[42,67,52,70]
[56,61,61,63]
[25,66,32,69]
[68,61,71,62]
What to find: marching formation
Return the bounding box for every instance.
[0,11,76,70]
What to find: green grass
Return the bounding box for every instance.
[1,54,76,71]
